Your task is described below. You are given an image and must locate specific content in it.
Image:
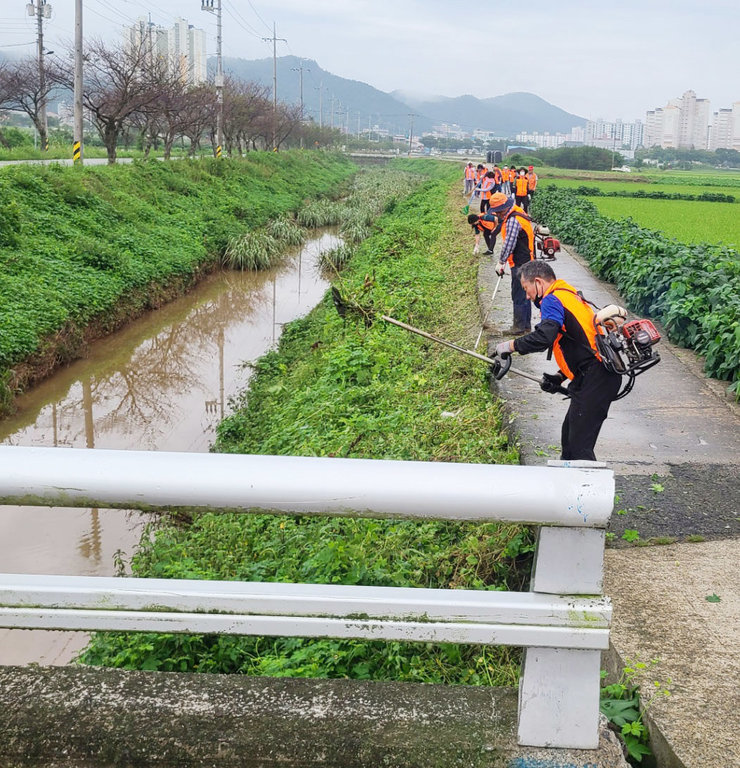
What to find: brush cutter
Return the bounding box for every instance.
[331,288,569,396]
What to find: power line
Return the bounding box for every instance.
[223,0,262,38]
[246,0,271,33]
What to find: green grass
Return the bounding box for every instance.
[544,177,739,199]
[536,165,740,187]
[591,197,740,248]
[78,162,529,686]
[0,152,356,399]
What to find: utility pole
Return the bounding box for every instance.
[201,0,223,158]
[29,0,51,151]
[73,0,83,164]
[408,113,415,155]
[291,59,309,148]
[330,93,335,131]
[262,23,287,151]
[316,81,323,129]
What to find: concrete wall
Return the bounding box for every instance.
[0,665,627,768]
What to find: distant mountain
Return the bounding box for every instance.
[213,55,586,138]
[393,90,585,135]
[217,56,428,136]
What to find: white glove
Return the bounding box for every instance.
[495,340,512,357]
[472,243,480,255]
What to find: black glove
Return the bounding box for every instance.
[540,372,566,394]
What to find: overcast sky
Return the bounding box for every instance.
[2,0,737,122]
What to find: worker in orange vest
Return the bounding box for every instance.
[468,211,500,255]
[463,162,476,196]
[473,164,486,198]
[514,168,530,213]
[490,192,535,334]
[478,171,495,213]
[492,165,503,194]
[492,260,622,460]
[501,166,511,195]
[526,165,538,203]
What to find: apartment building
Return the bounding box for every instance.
[126,16,207,86]
[644,90,711,149]
[709,102,740,151]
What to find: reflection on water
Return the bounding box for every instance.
[0,231,340,665]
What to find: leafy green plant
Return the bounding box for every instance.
[622,529,640,543]
[600,658,671,763]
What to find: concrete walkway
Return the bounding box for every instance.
[479,238,740,768]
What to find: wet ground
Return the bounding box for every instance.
[0,231,341,665]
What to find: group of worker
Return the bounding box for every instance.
[463,162,537,213]
[463,164,620,462]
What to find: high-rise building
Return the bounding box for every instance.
[644,90,711,149]
[709,102,740,151]
[126,16,207,86]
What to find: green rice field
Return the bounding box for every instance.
[591,197,740,248]
[543,178,739,199]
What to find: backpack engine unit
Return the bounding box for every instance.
[534,225,560,260]
[593,305,661,398]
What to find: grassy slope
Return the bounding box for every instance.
[79,160,529,686]
[0,153,355,394]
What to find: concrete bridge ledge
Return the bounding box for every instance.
[0,665,627,768]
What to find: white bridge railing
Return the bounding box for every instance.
[0,446,614,750]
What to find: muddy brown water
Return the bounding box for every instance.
[0,231,341,665]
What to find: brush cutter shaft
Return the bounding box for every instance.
[381,315,541,384]
[474,274,503,349]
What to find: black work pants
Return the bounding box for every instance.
[510,264,532,331]
[515,194,529,213]
[482,228,497,252]
[560,361,622,461]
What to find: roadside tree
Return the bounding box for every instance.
[0,57,55,151]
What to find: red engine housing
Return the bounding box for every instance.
[622,319,660,345]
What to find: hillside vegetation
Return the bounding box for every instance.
[0,152,356,411]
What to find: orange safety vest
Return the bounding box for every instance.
[464,165,475,180]
[515,175,529,196]
[544,280,603,380]
[479,176,494,199]
[501,205,534,268]
[493,168,502,183]
[475,216,497,232]
[526,172,538,191]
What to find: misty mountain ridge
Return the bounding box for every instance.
[217,55,585,137]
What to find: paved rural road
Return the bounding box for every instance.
[479,238,740,768]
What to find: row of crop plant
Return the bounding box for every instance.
[531,187,740,395]
[79,159,531,686]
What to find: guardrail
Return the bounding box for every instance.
[0,446,613,750]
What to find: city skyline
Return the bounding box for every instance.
[1,0,736,124]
